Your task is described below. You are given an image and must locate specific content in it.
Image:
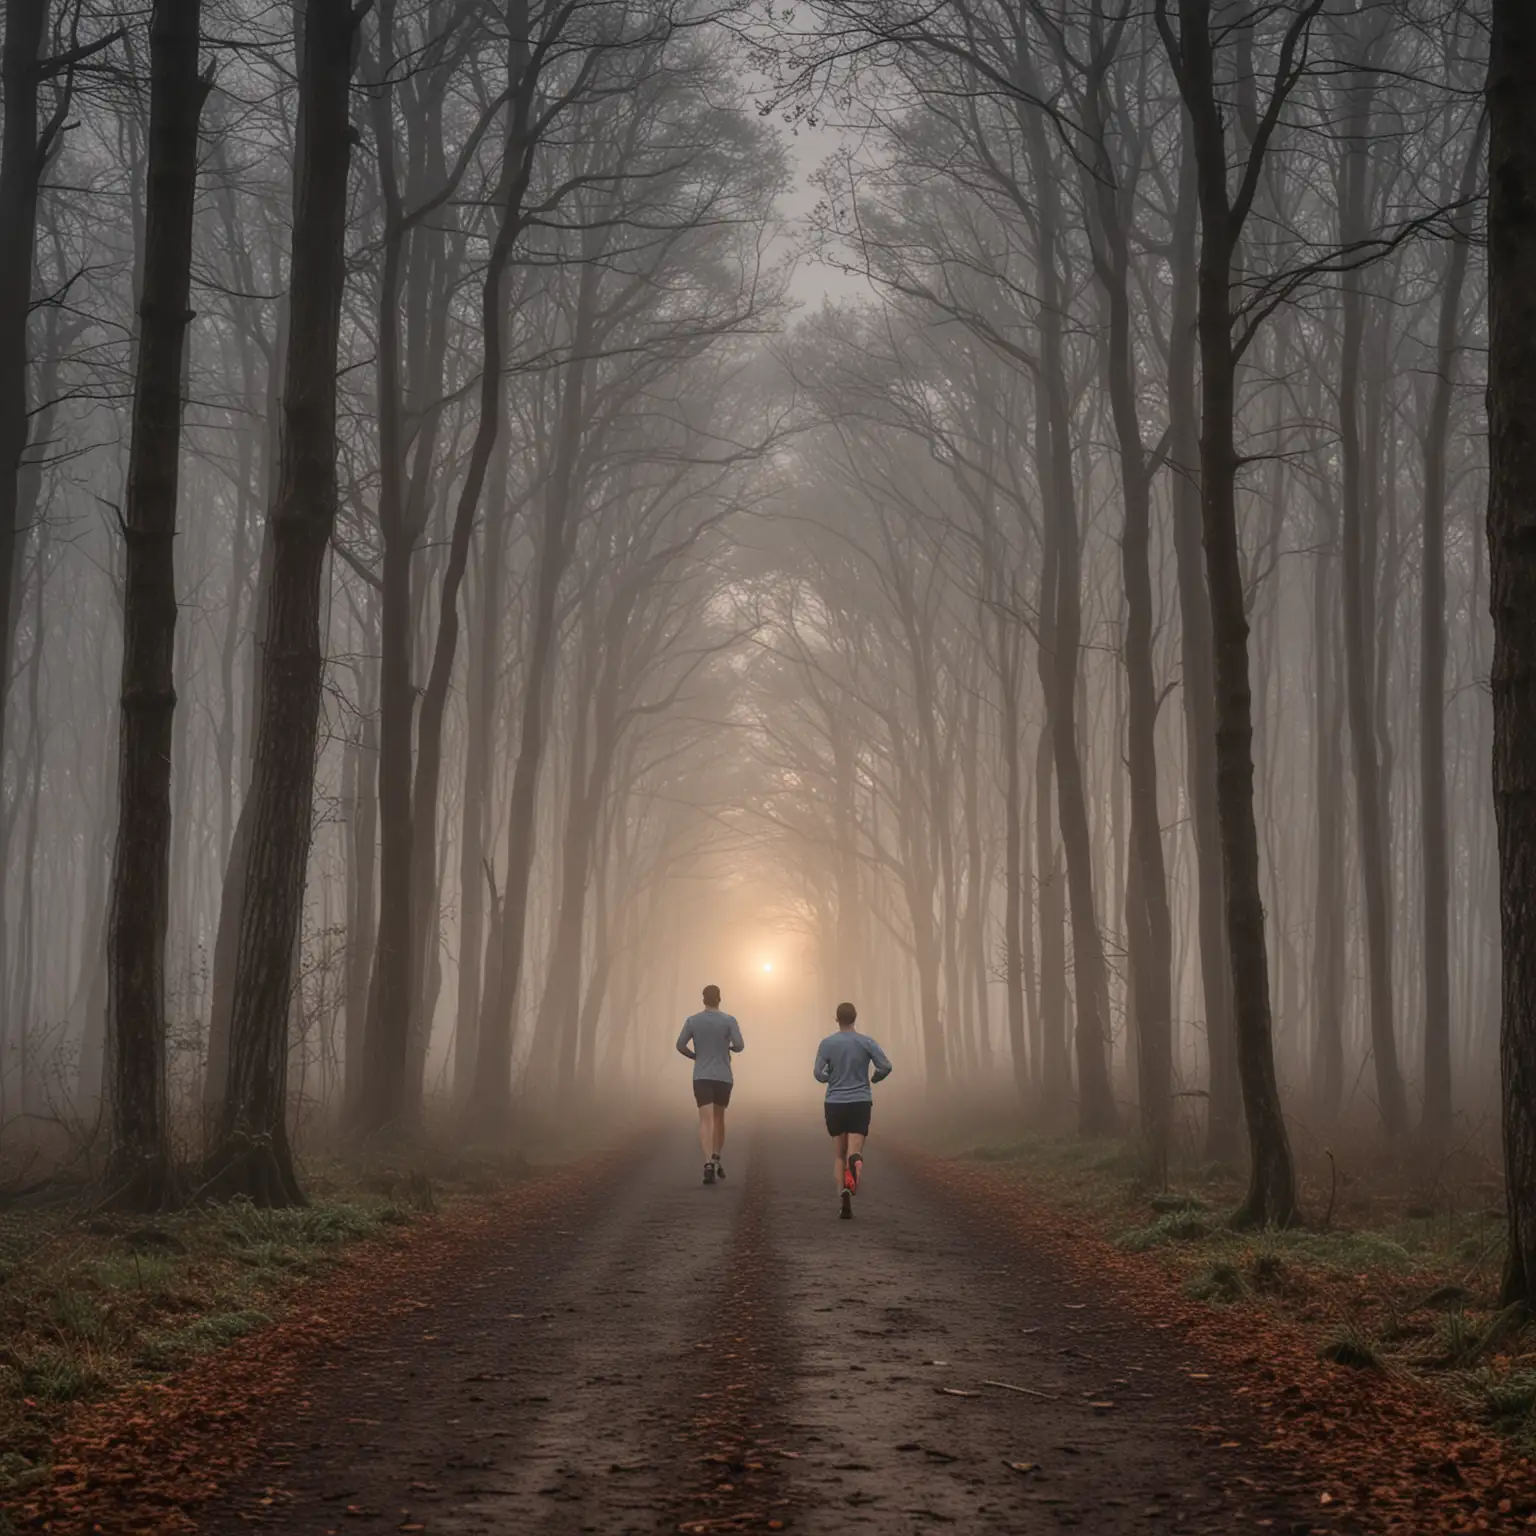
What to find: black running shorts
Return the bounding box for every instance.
[824,1100,872,1138]
[693,1079,732,1107]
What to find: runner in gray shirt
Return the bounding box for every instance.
[677,984,744,1185]
[814,1001,892,1219]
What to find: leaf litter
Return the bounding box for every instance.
[914,1154,1536,1533]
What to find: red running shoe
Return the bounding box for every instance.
[846,1153,863,1195]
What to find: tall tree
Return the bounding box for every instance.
[1154,0,1319,1225]
[0,0,121,1038]
[103,0,208,1208]
[1334,23,1409,1138]
[206,0,364,1204]
[1419,109,1486,1144]
[1489,0,1536,1307]
[1068,0,1172,1175]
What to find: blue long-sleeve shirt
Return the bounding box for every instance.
[814,1029,892,1103]
[677,1010,744,1082]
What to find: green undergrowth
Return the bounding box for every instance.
[932,1122,1536,1449]
[0,1138,548,1510]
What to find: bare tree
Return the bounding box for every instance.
[206,0,367,1204]
[1153,0,1318,1225]
[103,0,209,1208]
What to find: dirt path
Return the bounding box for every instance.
[205,1119,1328,1535]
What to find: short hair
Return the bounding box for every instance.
[702,984,721,1007]
[836,1001,857,1026]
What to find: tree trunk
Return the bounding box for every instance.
[1420,115,1485,1143]
[1024,93,1116,1137]
[205,0,360,1204]
[453,446,507,1105]
[203,297,283,1118]
[1336,58,1408,1137]
[1157,0,1302,1225]
[0,0,51,1034]
[104,0,205,1209]
[961,679,990,1071]
[399,76,538,1126]
[1488,0,1536,1307]
[344,636,378,1119]
[1168,101,1239,1164]
[832,720,863,1003]
[471,260,597,1135]
[363,508,417,1131]
[1035,714,1069,1102]
[1082,73,1172,1178]
[1000,621,1028,1098]
[1310,514,1346,1115]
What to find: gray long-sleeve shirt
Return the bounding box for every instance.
[814,1029,892,1103]
[677,1009,744,1082]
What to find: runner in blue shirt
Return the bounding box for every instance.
[813,1001,892,1219]
[676,984,744,1185]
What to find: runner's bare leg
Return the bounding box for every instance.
[712,1106,727,1157]
[698,1105,714,1163]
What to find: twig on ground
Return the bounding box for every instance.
[982,1378,1059,1400]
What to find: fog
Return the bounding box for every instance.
[0,0,1517,1222]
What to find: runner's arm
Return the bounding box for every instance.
[814,1044,832,1083]
[869,1040,893,1083]
[676,1022,696,1060]
[729,1018,744,1053]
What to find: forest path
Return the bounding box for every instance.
[205,1118,1325,1535]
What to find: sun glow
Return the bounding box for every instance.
[762,961,774,973]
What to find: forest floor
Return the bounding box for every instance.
[6,1113,1532,1534]
[0,1134,600,1530]
[911,1120,1536,1533]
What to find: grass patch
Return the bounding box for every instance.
[7,1345,109,1403]
[0,1185,426,1488]
[1118,1209,1217,1251]
[918,1112,1536,1450]
[1435,1305,1483,1365]
[1248,1245,1286,1293]
[1472,1368,1536,1436]
[88,1252,181,1294]
[1283,1230,1414,1272]
[1321,1323,1385,1371]
[138,1308,272,1370]
[0,1122,584,1514]
[1187,1261,1248,1303]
